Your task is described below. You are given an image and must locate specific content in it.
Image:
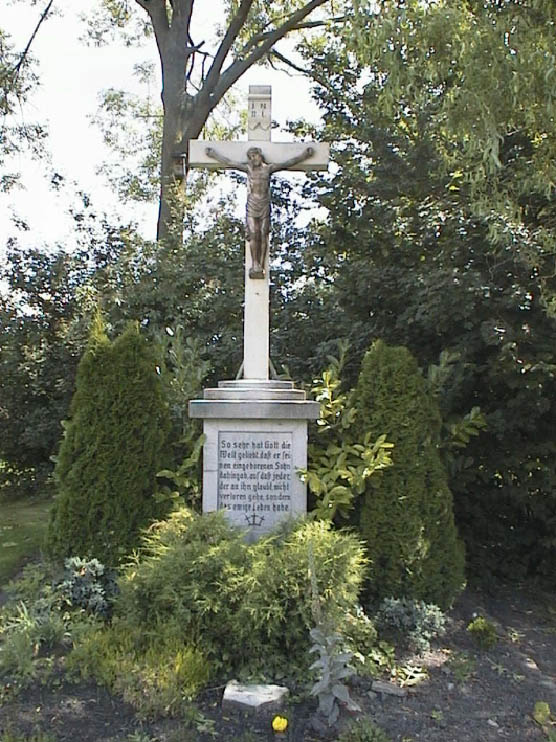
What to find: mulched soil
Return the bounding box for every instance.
[1,583,555,742]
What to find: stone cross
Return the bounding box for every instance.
[188,85,329,381]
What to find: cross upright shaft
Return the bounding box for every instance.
[188,85,329,380]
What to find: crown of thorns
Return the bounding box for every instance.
[247,147,264,158]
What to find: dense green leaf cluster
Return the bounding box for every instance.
[46,317,172,564]
[353,341,465,609]
[301,344,394,521]
[116,508,368,680]
[295,31,556,584]
[348,0,556,246]
[0,215,146,493]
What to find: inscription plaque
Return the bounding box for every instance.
[218,431,293,530]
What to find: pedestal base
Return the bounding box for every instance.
[189,380,319,538]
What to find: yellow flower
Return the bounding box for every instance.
[272,715,288,733]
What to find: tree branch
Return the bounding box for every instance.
[11,0,55,83]
[269,48,313,77]
[269,48,335,94]
[202,0,255,96]
[211,0,330,103]
[240,15,345,56]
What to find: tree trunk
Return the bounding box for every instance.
[157,104,186,246]
[156,58,215,246]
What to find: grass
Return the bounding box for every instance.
[0,497,52,587]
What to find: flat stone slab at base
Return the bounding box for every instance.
[222,680,289,714]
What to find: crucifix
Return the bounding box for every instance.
[188,85,329,381]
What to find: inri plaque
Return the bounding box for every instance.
[217,430,293,530]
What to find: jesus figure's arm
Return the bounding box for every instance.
[205,147,248,172]
[269,146,315,174]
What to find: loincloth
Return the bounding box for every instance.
[246,194,270,219]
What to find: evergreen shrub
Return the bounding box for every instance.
[466,615,497,650]
[116,508,368,679]
[46,316,172,565]
[354,340,465,609]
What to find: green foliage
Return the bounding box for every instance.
[532,701,556,741]
[115,508,367,680]
[337,718,392,742]
[155,326,210,510]
[0,223,143,493]
[426,352,488,477]
[375,598,446,654]
[0,248,88,486]
[309,624,360,727]
[341,605,379,677]
[467,615,498,650]
[46,317,172,565]
[354,341,465,609]
[0,23,47,191]
[116,207,245,384]
[68,619,210,718]
[347,0,556,244]
[0,561,107,690]
[301,19,556,585]
[301,344,394,521]
[307,542,361,727]
[0,599,65,682]
[2,554,207,718]
[57,557,118,618]
[156,433,205,511]
[0,728,57,742]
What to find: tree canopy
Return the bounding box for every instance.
[346,0,556,307]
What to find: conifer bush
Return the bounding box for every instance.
[46,316,172,564]
[115,508,368,679]
[354,340,465,609]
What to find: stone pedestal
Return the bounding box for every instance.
[189,380,319,538]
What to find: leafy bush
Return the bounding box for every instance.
[46,316,172,565]
[375,597,447,654]
[341,605,379,676]
[353,340,466,609]
[154,326,210,511]
[115,508,368,680]
[301,342,393,521]
[467,615,497,650]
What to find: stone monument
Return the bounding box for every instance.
[188,85,329,538]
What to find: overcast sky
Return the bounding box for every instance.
[1,1,321,252]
